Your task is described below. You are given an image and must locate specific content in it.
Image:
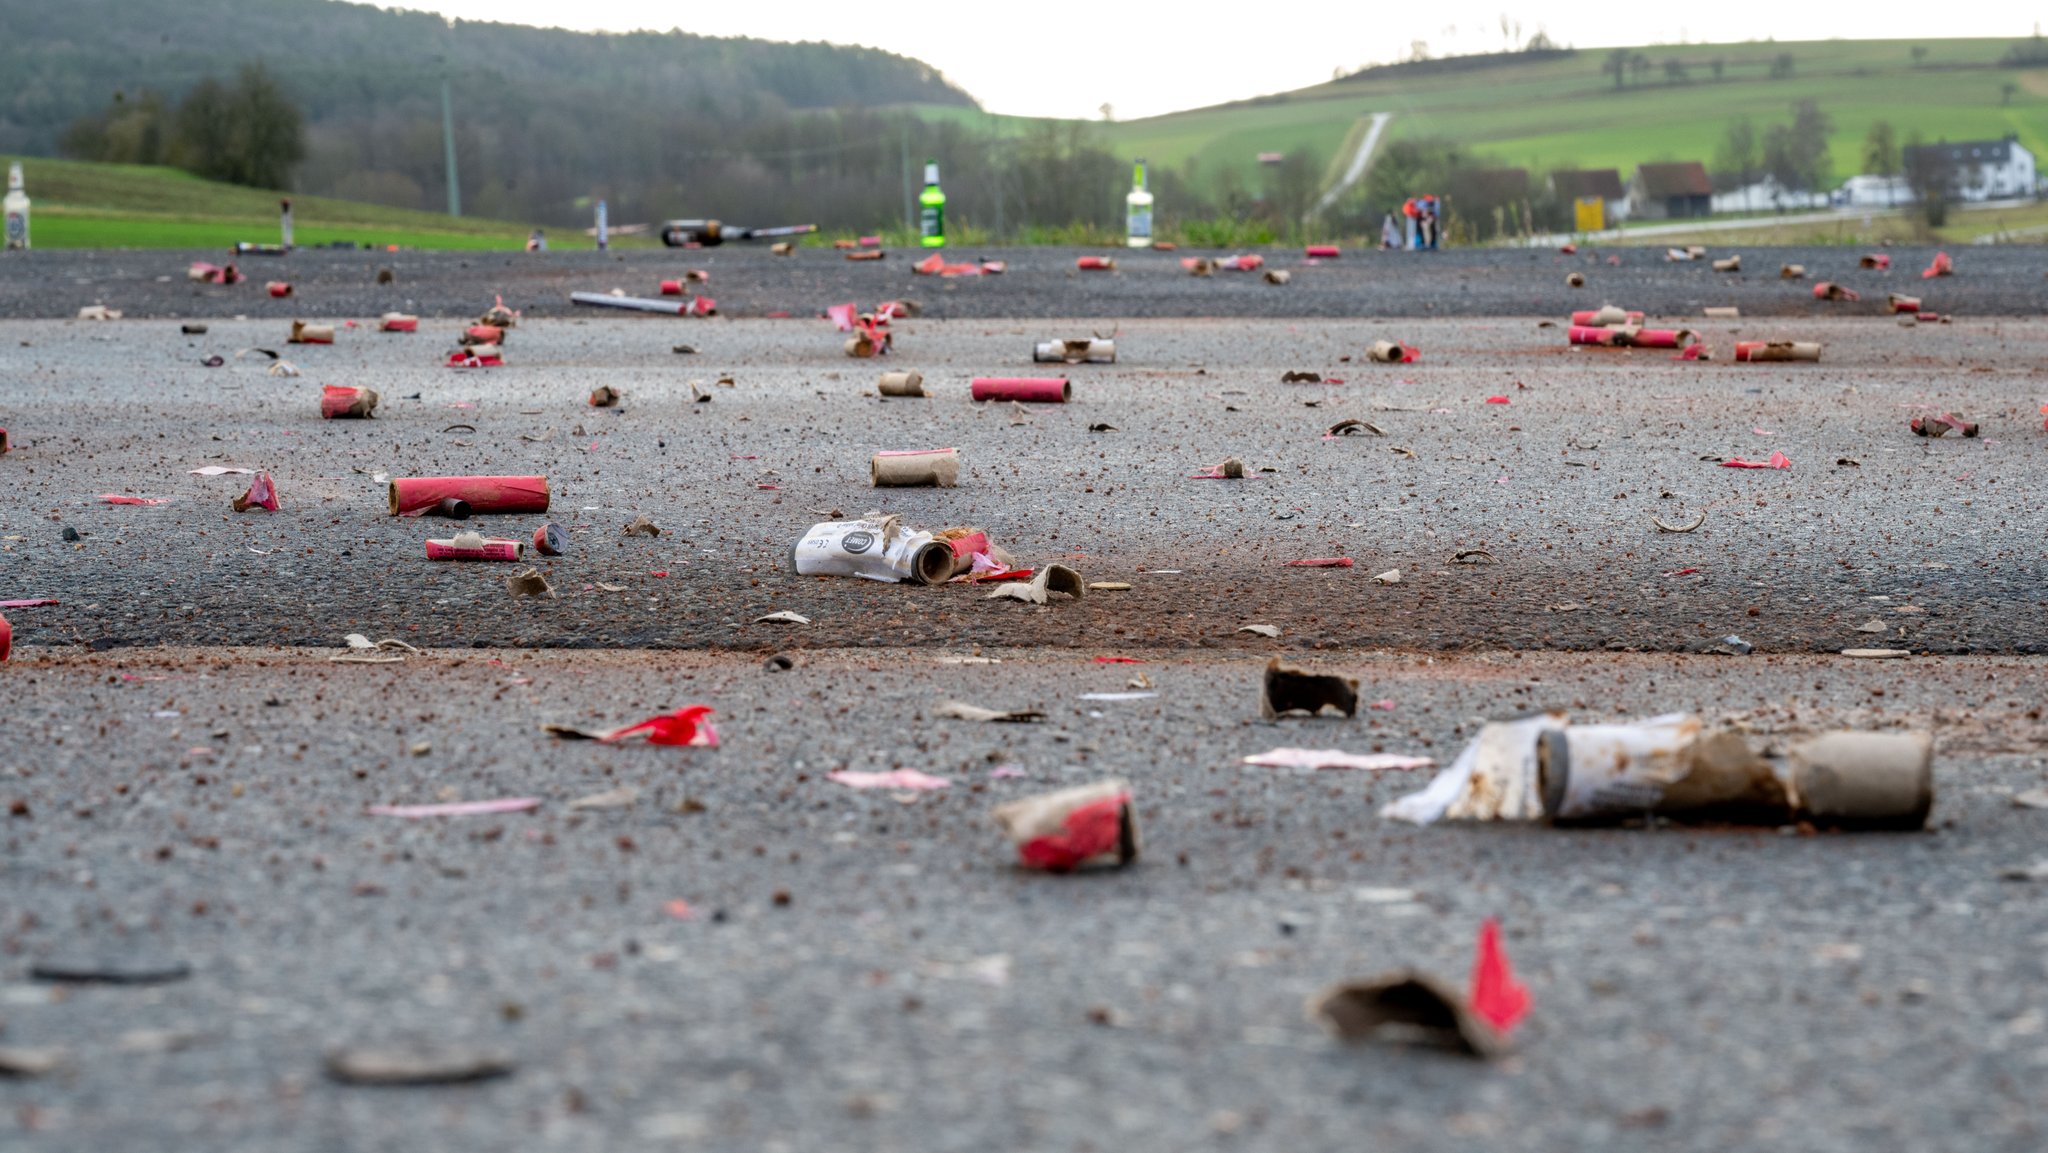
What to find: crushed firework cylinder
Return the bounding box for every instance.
[1780,263,1807,279]
[877,370,926,397]
[533,523,567,556]
[1711,255,1741,272]
[985,564,1085,604]
[1735,341,1822,362]
[1076,255,1117,271]
[1813,282,1860,301]
[288,319,334,344]
[425,532,523,561]
[1619,328,1697,349]
[478,299,517,328]
[320,385,377,421]
[1261,658,1361,719]
[588,385,621,407]
[845,325,891,358]
[990,780,1138,872]
[1309,973,1504,1059]
[1888,293,1922,314]
[791,516,956,585]
[1910,412,1978,438]
[971,377,1070,403]
[388,476,550,517]
[1264,269,1292,284]
[1384,712,1934,830]
[1571,306,1641,327]
[462,324,504,346]
[1034,339,1115,364]
[267,281,293,298]
[231,472,279,512]
[1366,340,1419,363]
[378,313,418,333]
[871,448,960,487]
[1861,253,1891,270]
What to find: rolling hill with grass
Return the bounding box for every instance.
[0,155,539,249]
[917,38,2048,201]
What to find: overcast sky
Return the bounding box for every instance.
[395,2,2042,121]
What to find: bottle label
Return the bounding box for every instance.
[1127,208,1152,240]
[920,205,943,242]
[3,210,23,248]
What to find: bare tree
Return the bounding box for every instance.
[1603,48,1630,90]
[1663,58,1689,84]
[1903,131,1955,227]
[1769,53,1796,80]
[1709,57,1725,81]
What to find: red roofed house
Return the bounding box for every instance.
[1629,162,1714,220]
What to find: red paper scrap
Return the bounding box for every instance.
[1093,656,1145,664]
[1285,557,1354,568]
[1469,918,1531,1033]
[1720,452,1790,470]
[1484,396,1510,405]
[826,302,857,332]
[1662,567,1700,577]
[1922,251,1952,279]
[0,599,59,609]
[97,494,168,505]
[1018,793,1128,872]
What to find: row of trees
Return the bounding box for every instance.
[1605,50,1794,89]
[61,66,304,190]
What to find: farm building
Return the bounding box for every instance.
[1901,136,2037,201]
[1629,162,1714,220]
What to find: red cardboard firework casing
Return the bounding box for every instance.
[425,533,524,561]
[388,476,550,517]
[971,377,1070,403]
[1304,244,1340,258]
[378,313,418,332]
[990,780,1139,872]
[320,385,379,419]
[1076,255,1117,271]
[0,612,10,661]
[534,523,567,556]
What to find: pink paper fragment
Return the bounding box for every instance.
[367,798,542,818]
[1242,748,1435,771]
[98,494,169,505]
[0,598,59,609]
[828,769,951,790]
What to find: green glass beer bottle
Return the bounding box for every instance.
[918,160,945,248]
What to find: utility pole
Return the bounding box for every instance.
[440,71,462,218]
[900,123,913,235]
[990,135,1004,241]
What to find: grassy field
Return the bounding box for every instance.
[913,38,2048,203]
[1614,198,2048,248]
[1,156,541,250]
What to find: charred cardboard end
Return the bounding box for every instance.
[1308,972,1503,1059]
[1787,731,1933,831]
[990,779,1138,872]
[1034,339,1115,364]
[589,385,621,407]
[1261,658,1360,719]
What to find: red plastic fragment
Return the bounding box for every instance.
[0,612,10,662]
[602,705,719,747]
[1468,918,1531,1034]
[1484,396,1510,405]
[826,302,857,331]
[1018,794,1128,872]
[1720,452,1790,470]
[233,472,279,512]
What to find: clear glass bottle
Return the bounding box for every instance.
[1125,159,1153,248]
[918,161,945,248]
[3,163,28,251]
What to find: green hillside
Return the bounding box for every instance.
[923,38,2048,196]
[0,155,540,249]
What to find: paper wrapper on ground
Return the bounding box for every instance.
[389,476,550,516]
[990,779,1138,872]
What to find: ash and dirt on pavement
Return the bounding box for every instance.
[2,248,2047,1151]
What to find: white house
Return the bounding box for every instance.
[1902,136,2037,202]
[1840,175,1913,208]
[1711,176,1832,214]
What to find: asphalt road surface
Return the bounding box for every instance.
[1,314,2044,655]
[0,647,2044,1152]
[0,242,2041,321]
[2,258,2047,1152]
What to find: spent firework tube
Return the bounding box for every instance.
[463,324,504,345]
[1625,328,1697,349]
[425,532,524,561]
[0,426,8,454]
[971,377,1070,403]
[289,320,334,344]
[267,281,293,298]
[320,385,379,419]
[659,279,684,295]
[388,476,550,517]
[1567,325,1622,346]
[1888,294,1922,314]
[533,522,567,556]
[569,291,698,316]
[0,612,8,661]
[1033,339,1116,364]
[1785,731,1933,831]
[1735,341,1822,363]
[877,371,925,397]
[378,312,418,333]
[1304,244,1340,258]
[792,518,955,585]
[871,448,960,487]
[1570,307,1642,327]
[1076,255,1118,271]
[990,780,1139,872]
[1221,253,1265,271]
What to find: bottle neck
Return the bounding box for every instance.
[923,162,940,187]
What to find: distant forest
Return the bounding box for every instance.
[0,0,1000,229]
